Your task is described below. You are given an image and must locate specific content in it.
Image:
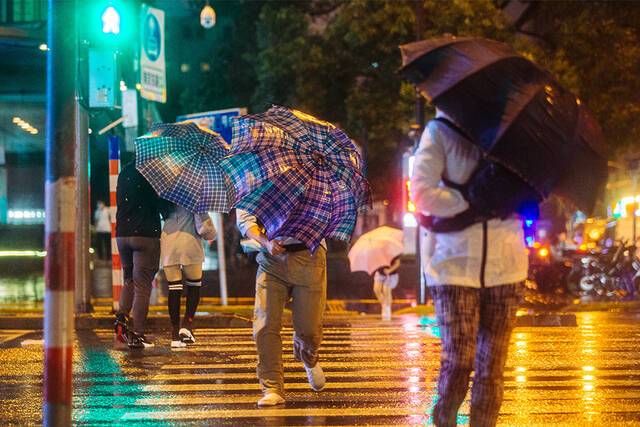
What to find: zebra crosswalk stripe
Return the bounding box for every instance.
[118,321,436,423]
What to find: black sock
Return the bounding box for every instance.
[184,278,202,330]
[167,280,183,339]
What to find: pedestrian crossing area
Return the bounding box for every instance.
[3,312,640,425]
[71,312,640,425]
[82,318,442,425]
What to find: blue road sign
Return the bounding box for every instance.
[177,107,247,143]
[143,13,161,61]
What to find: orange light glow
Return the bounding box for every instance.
[405,180,415,212]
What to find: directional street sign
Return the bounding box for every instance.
[176,107,248,143]
[140,5,166,103]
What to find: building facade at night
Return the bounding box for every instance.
[0,0,47,228]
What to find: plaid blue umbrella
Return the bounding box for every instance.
[220,106,371,252]
[135,121,234,213]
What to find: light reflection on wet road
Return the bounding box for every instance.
[1,310,640,425]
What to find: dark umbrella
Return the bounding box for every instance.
[399,36,607,214]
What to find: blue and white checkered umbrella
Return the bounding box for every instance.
[220,106,371,252]
[135,121,234,213]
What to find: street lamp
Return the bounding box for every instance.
[200,1,216,29]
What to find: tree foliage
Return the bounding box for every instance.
[251,0,511,198]
[515,1,640,154]
[179,0,640,199]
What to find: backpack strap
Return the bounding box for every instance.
[430,117,483,195]
[432,117,475,144]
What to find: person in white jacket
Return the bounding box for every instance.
[411,110,528,427]
[373,256,400,321]
[94,200,112,260]
[161,204,216,348]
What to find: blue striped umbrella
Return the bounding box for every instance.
[135,121,234,213]
[220,106,371,251]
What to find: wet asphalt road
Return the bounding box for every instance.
[1,310,640,426]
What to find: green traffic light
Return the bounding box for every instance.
[80,0,135,47]
[101,6,121,35]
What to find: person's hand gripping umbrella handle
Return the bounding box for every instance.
[264,239,286,256]
[245,224,286,256]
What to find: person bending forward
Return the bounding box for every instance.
[237,209,327,407]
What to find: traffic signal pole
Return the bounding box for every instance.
[44,0,77,424]
[74,100,92,314]
[414,0,426,304]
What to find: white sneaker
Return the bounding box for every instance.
[171,340,187,348]
[382,305,392,321]
[257,392,285,407]
[304,363,326,391]
[179,328,195,344]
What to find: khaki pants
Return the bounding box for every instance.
[253,247,327,395]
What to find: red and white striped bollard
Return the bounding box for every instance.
[108,135,122,311]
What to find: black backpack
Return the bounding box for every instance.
[417,118,541,233]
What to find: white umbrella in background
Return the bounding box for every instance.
[348,226,403,275]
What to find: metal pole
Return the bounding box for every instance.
[413,0,426,305]
[633,174,638,246]
[44,0,76,424]
[414,0,425,130]
[108,136,122,310]
[74,100,92,313]
[214,213,228,306]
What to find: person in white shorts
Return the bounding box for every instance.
[161,204,216,348]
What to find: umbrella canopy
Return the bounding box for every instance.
[348,226,404,276]
[399,36,607,214]
[135,121,234,213]
[220,106,371,252]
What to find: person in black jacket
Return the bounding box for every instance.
[113,162,170,349]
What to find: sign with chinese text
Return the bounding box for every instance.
[140,5,166,103]
[176,107,247,143]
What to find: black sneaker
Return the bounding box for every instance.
[127,332,155,349]
[179,328,195,344]
[114,314,129,343]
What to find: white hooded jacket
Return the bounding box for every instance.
[410,117,528,288]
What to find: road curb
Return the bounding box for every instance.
[516,313,578,327]
[0,313,252,330]
[560,300,640,312]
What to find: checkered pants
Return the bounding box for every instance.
[430,284,520,427]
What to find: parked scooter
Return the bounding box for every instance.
[524,243,573,307]
[566,240,640,300]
